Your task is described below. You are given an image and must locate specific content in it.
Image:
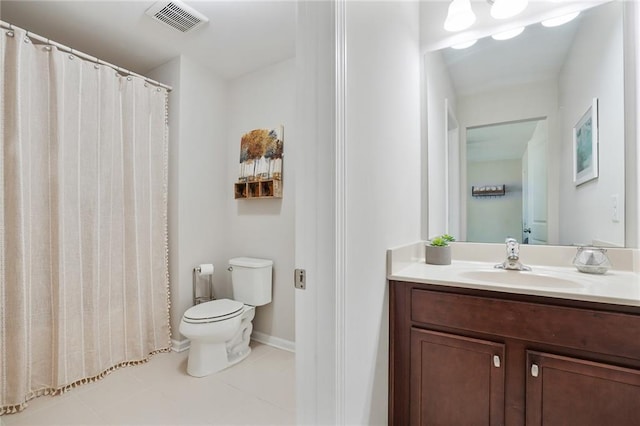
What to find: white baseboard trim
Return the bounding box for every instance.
[171,338,190,352]
[251,331,295,353]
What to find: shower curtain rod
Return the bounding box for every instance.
[1,20,173,92]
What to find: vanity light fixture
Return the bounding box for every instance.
[491,26,525,41]
[444,0,476,32]
[451,39,478,49]
[541,11,580,27]
[490,0,529,20]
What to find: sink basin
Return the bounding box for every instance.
[459,269,584,289]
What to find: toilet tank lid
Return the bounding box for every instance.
[229,257,273,268]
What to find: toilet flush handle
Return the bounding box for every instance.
[227,266,233,272]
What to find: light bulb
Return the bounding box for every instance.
[444,0,476,32]
[491,0,528,20]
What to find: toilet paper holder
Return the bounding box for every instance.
[193,265,215,305]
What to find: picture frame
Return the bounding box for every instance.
[573,98,599,186]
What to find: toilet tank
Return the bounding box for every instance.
[229,257,273,306]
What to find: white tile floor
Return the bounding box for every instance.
[1,342,295,426]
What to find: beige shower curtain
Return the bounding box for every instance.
[0,25,171,414]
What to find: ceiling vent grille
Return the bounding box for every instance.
[145,0,209,33]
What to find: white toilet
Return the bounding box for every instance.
[179,257,273,377]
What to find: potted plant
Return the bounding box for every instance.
[425,234,455,265]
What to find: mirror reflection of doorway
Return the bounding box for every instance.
[466,118,548,244]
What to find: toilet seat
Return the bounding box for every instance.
[183,299,244,324]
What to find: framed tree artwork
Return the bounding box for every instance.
[235,126,284,199]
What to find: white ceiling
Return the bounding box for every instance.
[0,0,611,87]
[0,0,297,80]
[467,120,542,162]
[440,18,579,97]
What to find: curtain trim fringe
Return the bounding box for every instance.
[162,90,172,350]
[0,347,171,416]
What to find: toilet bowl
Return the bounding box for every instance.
[179,257,272,377]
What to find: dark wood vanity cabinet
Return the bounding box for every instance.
[389,280,640,426]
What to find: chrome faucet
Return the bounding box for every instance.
[495,237,531,271]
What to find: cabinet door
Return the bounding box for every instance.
[410,328,505,425]
[527,351,640,426]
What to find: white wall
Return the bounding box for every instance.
[148,56,229,342]
[467,160,522,243]
[345,2,421,424]
[558,1,625,246]
[222,58,296,344]
[148,56,295,346]
[147,57,183,341]
[424,50,457,239]
[294,2,339,423]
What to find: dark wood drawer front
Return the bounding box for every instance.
[411,289,640,360]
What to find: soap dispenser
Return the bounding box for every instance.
[572,246,611,274]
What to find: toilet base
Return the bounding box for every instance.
[184,305,256,377]
[186,343,252,377]
[187,340,230,377]
[228,345,251,367]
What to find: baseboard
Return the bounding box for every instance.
[171,338,190,352]
[251,331,295,352]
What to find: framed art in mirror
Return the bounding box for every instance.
[573,98,599,186]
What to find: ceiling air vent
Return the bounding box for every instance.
[145,0,209,33]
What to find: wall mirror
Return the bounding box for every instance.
[424,0,628,247]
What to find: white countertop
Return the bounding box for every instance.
[388,242,640,307]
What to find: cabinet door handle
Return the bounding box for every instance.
[531,363,539,377]
[493,355,501,368]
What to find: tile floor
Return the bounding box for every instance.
[1,342,295,426]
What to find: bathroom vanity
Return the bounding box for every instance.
[388,243,640,425]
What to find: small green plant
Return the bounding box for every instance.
[429,234,456,247]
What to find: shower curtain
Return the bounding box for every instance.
[0,25,171,414]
